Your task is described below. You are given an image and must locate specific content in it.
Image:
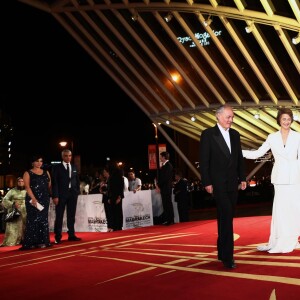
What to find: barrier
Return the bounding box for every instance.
[48,190,178,232]
[122,190,153,229]
[48,194,107,232]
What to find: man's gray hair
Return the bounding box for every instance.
[215,104,233,118]
[61,149,72,156]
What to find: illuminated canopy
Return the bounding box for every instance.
[19,0,300,176]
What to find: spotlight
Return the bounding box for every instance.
[166,120,170,124]
[245,23,254,33]
[203,17,212,27]
[191,116,196,122]
[292,32,300,45]
[131,12,138,22]
[164,13,173,23]
[254,111,260,119]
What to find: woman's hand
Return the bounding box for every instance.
[29,199,38,207]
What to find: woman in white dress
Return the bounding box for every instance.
[243,108,300,253]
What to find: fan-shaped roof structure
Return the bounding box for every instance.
[19,0,300,177]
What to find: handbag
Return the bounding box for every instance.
[4,204,21,222]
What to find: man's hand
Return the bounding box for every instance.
[52,197,59,205]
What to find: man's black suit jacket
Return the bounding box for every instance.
[199,125,246,191]
[157,161,173,194]
[51,163,80,198]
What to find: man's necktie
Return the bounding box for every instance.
[66,163,71,188]
[66,163,70,178]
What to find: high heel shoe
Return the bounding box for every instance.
[257,245,271,251]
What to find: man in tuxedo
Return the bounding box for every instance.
[199,104,247,269]
[156,151,174,225]
[51,149,81,244]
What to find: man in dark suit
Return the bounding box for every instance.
[51,149,81,244]
[106,162,124,231]
[173,169,190,222]
[199,104,247,269]
[156,151,174,225]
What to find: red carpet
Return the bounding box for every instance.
[1,216,300,300]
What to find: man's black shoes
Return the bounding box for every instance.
[68,236,81,241]
[162,221,174,226]
[222,260,236,269]
[55,236,81,243]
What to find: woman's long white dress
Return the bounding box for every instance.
[243,130,300,253]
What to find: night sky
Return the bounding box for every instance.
[2,1,168,176]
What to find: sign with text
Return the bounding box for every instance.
[123,190,153,229]
[148,144,166,170]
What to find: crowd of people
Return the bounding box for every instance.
[0,149,185,248]
[0,152,274,250]
[1,105,299,272]
[0,150,81,249]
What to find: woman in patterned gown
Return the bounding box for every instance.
[1,177,27,246]
[19,155,52,250]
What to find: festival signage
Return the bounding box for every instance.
[148,144,166,170]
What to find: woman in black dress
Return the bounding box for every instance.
[20,155,52,250]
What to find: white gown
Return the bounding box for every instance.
[243,130,300,253]
[259,184,300,253]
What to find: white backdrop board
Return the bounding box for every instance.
[122,190,153,229]
[48,190,178,232]
[48,194,107,232]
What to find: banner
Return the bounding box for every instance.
[148,144,166,170]
[148,144,157,170]
[48,194,107,232]
[122,190,153,229]
[48,190,179,232]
